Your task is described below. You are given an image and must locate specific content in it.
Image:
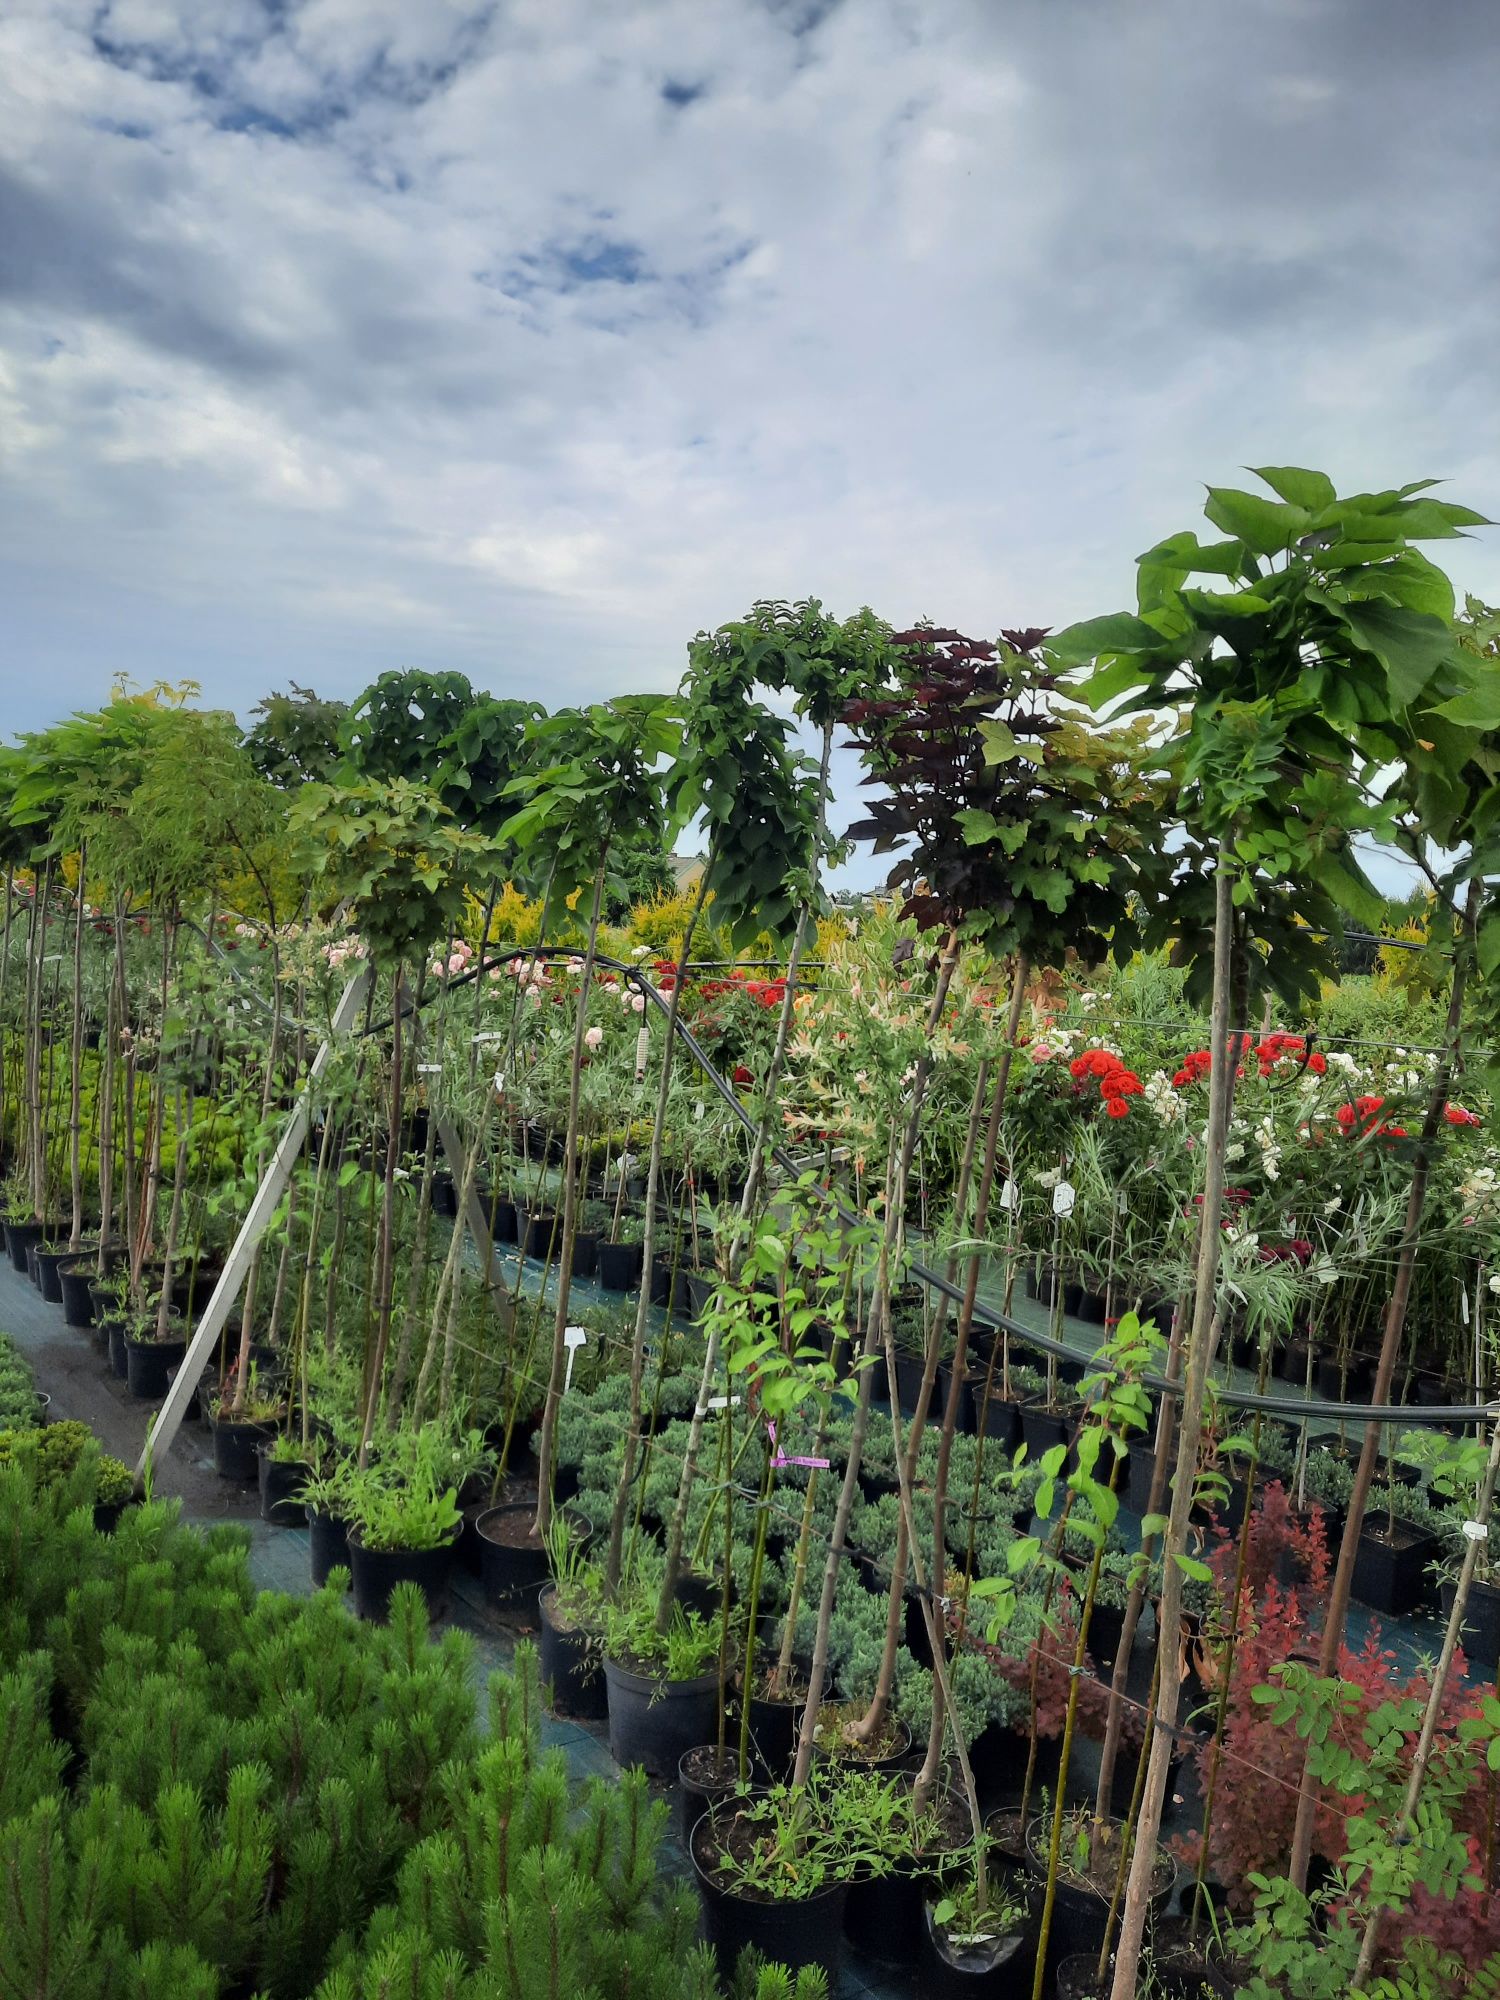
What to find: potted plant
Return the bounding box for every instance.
[690,1767,910,1982]
[597,1214,645,1292]
[536,1517,608,1719]
[1023,1807,1175,1976]
[300,1451,357,1589]
[257,1430,314,1528]
[1350,1432,1444,1617]
[598,1575,725,1779]
[207,1363,285,1481]
[343,1427,464,1623]
[123,1292,188,1401]
[921,1848,1035,1997]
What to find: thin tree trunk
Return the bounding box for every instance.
[533,863,608,1540]
[1110,845,1236,2000]
[605,862,715,1588]
[67,844,87,1249]
[359,973,405,1465]
[1287,878,1480,1892]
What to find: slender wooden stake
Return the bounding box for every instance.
[134,968,370,1490]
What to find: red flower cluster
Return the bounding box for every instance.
[732,1064,753,1087]
[1173,1036,1328,1087]
[1445,1102,1482,1127]
[695,969,787,1009]
[1259,1238,1314,1265]
[1069,1049,1143,1119]
[1335,1094,1408,1140]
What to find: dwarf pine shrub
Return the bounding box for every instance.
[0,1460,805,1999]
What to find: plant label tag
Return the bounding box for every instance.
[1463,1519,1489,1543]
[417,1063,442,1074]
[562,1327,588,1395]
[492,1071,506,1095]
[694,1101,705,1120]
[706,1395,741,1412]
[1117,1190,1128,1215]
[999,1178,1019,1212]
[634,1025,650,1079]
[1052,1180,1076,1219]
[1462,1287,1471,1324]
[471,1031,505,1043]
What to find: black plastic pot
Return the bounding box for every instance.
[677,1746,740,1843]
[210,1414,278,1482]
[1019,1402,1071,1460]
[1440,1575,1500,1669]
[523,1209,560,1260]
[107,1321,129,1380]
[125,1333,187,1400]
[571,1229,601,1279]
[538,1585,606,1718]
[1088,1600,1128,1671]
[686,1270,718,1320]
[24,1240,41,1287]
[1024,1816,1175,1978]
[488,1195,519,1245]
[918,1902,1034,1997]
[347,1527,457,1623]
[690,1810,848,1982]
[815,1715,913,1776]
[475,1502,592,1616]
[740,1686,804,1778]
[4,1219,43,1273]
[257,1445,311,1526]
[651,1253,690,1313]
[1353,1519,1439,1616]
[603,1657,719,1778]
[34,1247,72,1303]
[597,1240,643,1292]
[308,1507,351,1588]
[58,1259,96,1327]
[893,1347,928,1419]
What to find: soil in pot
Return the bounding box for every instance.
[1055,1954,1113,2000]
[1025,1815,1175,1979]
[476,1502,591,1619]
[308,1507,351,1589]
[538,1584,606,1719]
[125,1330,187,1400]
[813,1701,911,1772]
[257,1446,312,1527]
[1150,1916,1248,1999]
[347,1527,457,1623]
[677,1744,741,1843]
[690,1807,849,1983]
[603,1656,720,1779]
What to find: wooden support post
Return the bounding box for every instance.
[135,969,371,1490]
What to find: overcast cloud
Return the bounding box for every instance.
[3,0,1498,812]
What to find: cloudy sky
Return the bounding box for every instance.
[3,0,1498,771]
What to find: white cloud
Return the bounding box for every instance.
[0,0,1496,742]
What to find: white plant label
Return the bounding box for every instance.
[1462,1286,1471,1324]
[417,1063,442,1074]
[706,1394,741,1412]
[999,1178,1019,1212]
[1117,1190,1128,1214]
[1463,1519,1489,1543]
[634,1025,650,1079]
[562,1327,588,1395]
[1052,1180,1076,1219]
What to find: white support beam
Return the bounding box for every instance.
[135,968,372,1490]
